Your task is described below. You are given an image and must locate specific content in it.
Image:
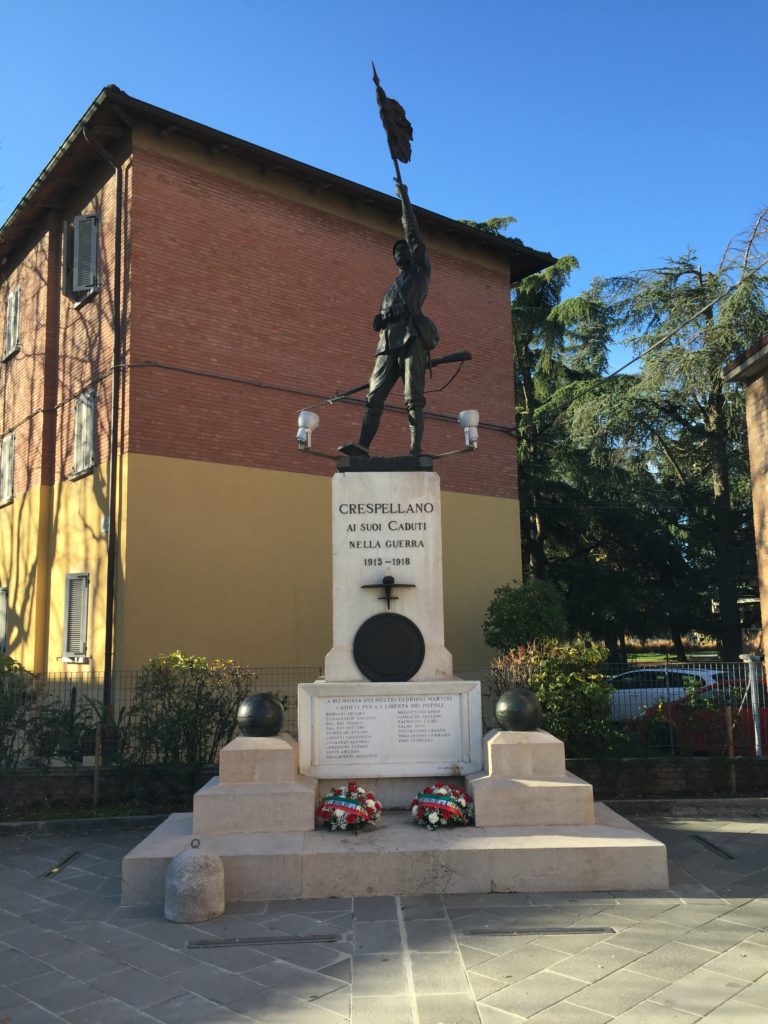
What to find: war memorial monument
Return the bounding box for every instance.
[123,72,667,907]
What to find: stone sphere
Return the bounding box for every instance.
[495,688,542,731]
[237,694,284,737]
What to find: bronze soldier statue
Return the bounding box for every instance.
[340,181,438,458]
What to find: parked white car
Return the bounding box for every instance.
[608,666,731,721]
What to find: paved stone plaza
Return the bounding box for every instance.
[1,814,767,1023]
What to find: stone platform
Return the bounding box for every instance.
[122,730,669,905]
[121,803,668,905]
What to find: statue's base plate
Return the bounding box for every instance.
[338,454,434,472]
[337,442,369,458]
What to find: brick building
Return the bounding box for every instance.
[724,335,768,660]
[0,86,553,678]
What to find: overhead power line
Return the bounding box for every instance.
[0,358,519,439]
[565,252,768,401]
[528,252,768,445]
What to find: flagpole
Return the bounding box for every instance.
[392,156,404,192]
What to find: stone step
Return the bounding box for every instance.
[482,728,567,778]
[468,772,596,827]
[192,777,318,835]
[122,804,668,906]
[219,734,300,784]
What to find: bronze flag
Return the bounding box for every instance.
[372,63,413,164]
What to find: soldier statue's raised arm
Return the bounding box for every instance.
[339,181,438,458]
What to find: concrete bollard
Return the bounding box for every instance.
[164,838,225,922]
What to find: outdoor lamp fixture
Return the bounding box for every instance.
[296,410,320,450]
[458,410,480,449]
[430,409,480,461]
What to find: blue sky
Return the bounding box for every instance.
[2,0,766,314]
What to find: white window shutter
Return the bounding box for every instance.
[72,215,98,292]
[73,391,95,473]
[73,401,83,472]
[4,287,20,356]
[0,587,7,653]
[64,574,89,658]
[0,433,14,501]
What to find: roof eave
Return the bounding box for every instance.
[724,334,768,383]
[0,85,556,285]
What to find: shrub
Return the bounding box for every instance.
[1,657,98,770]
[121,651,252,766]
[24,688,93,767]
[482,580,569,652]
[0,656,36,770]
[491,637,616,756]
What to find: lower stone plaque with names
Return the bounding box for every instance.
[298,679,482,778]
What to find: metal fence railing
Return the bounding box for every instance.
[489,659,767,757]
[599,660,767,757]
[2,660,766,773]
[0,667,322,772]
[0,667,323,711]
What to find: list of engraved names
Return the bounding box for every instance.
[319,694,461,763]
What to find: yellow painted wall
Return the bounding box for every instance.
[442,488,522,669]
[0,473,122,678]
[1,470,111,674]
[42,461,126,675]
[0,490,43,667]
[117,454,332,670]
[3,452,519,676]
[117,453,519,673]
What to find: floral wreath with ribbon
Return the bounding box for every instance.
[412,781,474,829]
[317,781,382,832]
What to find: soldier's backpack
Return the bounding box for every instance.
[413,312,439,350]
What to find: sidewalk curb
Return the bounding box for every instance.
[606,797,768,818]
[0,814,168,836]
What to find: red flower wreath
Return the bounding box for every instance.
[412,781,474,830]
[317,781,382,832]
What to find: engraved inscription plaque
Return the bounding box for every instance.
[298,679,482,778]
[320,693,458,762]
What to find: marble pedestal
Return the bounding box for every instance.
[192,735,317,836]
[324,468,453,681]
[467,729,595,827]
[297,468,483,804]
